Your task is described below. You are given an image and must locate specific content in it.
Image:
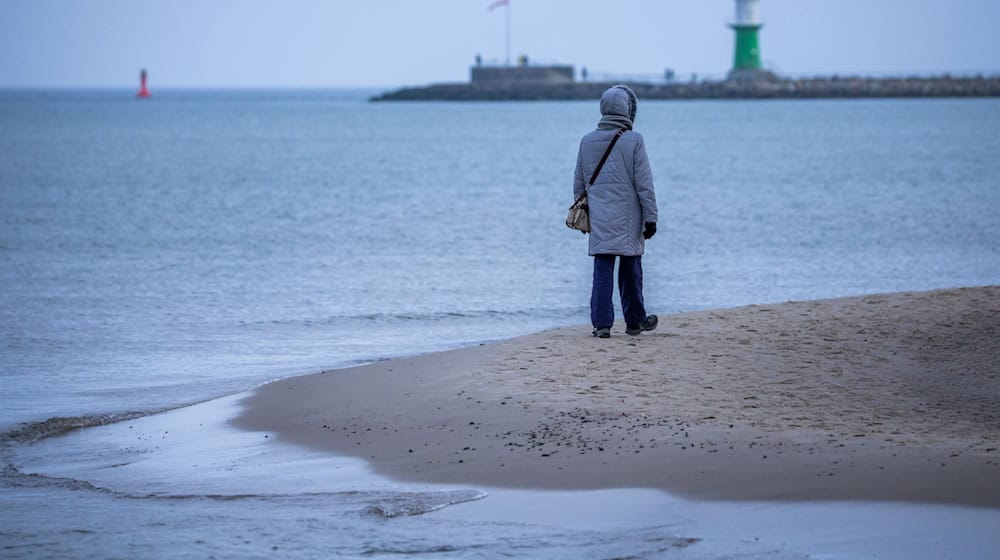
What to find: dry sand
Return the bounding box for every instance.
[236,286,1000,507]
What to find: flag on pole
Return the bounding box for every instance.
[487,0,508,11]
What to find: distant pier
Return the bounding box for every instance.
[372,74,1000,102]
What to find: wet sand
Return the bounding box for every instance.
[236,286,1000,507]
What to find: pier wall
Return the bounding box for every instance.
[470,65,575,85]
[372,76,1000,101]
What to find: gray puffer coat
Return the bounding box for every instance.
[573,87,658,256]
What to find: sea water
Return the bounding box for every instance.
[2,90,999,557]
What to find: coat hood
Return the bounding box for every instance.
[600,85,637,122]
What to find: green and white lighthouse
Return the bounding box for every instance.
[728,0,769,80]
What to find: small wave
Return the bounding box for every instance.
[143,489,487,515]
[2,464,115,495]
[242,306,585,328]
[0,410,162,446]
[358,544,460,555]
[128,488,485,515]
[362,489,488,518]
[2,463,486,518]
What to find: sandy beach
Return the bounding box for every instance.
[236,286,1000,507]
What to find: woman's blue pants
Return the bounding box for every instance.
[591,254,647,328]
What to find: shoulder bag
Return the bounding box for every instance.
[566,128,626,233]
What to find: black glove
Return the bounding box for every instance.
[643,222,657,240]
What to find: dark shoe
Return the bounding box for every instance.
[592,327,611,338]
[626,315,658,336]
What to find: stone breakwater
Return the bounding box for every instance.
[371,75,1000,101]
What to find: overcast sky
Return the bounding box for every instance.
[2,0,998,88]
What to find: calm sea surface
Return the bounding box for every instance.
[1,90,999,557]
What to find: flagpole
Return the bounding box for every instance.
[487,0,511,66]
[505,1,511,66]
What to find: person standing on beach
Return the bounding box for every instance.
[573,85,659,338]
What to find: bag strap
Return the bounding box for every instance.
[588,128,626,186]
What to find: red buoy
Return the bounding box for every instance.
[136,69,151,98]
